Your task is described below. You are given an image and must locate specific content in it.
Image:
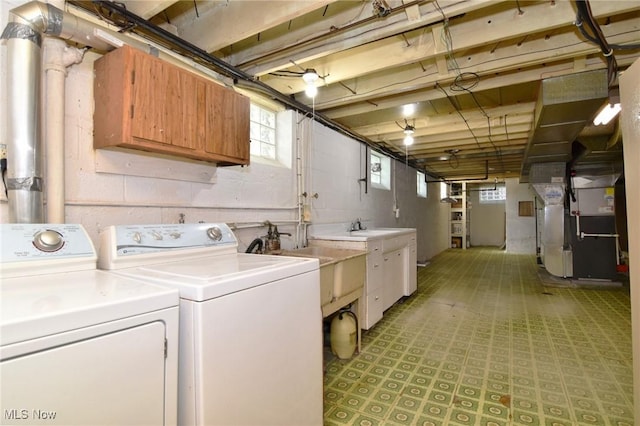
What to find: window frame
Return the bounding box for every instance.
[370,150,391,190]
[417,171,427,198]
[249,103,277,161]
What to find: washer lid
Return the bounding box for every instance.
[1,270,179,346]
[113,253,320,301]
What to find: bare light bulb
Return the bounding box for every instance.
[302,69,319,98]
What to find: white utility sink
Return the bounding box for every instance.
[279,247,366,309]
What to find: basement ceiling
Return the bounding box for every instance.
[69,0,639,181]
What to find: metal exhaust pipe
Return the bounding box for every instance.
[1,1,115,223]
[2,16,43,223]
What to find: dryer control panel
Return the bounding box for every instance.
[0,224,97,276]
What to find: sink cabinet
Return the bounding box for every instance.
[94,45,250,166]
[309,229,417,329]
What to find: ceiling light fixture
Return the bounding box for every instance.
[593,102,621,126]
[302,69,319,98]
[403,123,415,146]
[404,124,416,145]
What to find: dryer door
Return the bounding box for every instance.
[1,321,166,425]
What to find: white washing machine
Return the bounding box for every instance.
[0,224,180,426]
[98,223,323,426]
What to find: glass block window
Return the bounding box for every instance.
[417,171,427,198]
[479,185,506,203]
[250,103,276,160]
[370,151,382,185]
[370,151,391,190]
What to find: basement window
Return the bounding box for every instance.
[370,151,390,190]
[479,185,506,203]
[417,171,427,198]
[250,103,277,160]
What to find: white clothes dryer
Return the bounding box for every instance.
[98,223,323,426]
[0,224,180,426]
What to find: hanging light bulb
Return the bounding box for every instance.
[403,123,414,145]
[302,69,319,98]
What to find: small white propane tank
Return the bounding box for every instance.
[330,310,357,359]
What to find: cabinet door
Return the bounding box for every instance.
[382,249,404,311]
[130,52,199,151]
[205,83,250,162]
[407,243,417,295]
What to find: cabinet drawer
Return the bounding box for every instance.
[367,240,382,255]
[383,236,406,253]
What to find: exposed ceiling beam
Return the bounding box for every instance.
[120,0,179,19]
[237,0,498,76]
[176,0,338,53]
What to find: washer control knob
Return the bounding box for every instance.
[207,226,223,241]
[132,232,142,243]
[33,230,64,252]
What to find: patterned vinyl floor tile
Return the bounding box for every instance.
[323,248,633,426]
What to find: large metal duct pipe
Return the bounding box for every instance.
[2,14,43,223]
[1,1,131,223]
[1,1,118,223]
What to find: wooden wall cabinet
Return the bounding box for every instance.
[94,45,249,166]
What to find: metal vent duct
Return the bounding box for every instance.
[520,69,609,182]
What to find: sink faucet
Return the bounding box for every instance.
[349,218,366,231]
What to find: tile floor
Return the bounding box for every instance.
[323,248,633,426]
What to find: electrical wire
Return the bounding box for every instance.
[573,0,621,87]
[431,1,509,175]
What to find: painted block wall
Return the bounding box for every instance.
[505,178,537,254]
[307,122,450,261]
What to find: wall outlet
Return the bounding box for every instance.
[0,144,6,160]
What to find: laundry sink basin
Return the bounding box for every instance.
[279,247,366,308]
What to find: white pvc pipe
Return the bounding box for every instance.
[43,37,84,223]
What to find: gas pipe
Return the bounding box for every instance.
[330,309,358,359]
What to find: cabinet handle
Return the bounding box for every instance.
[375,296,379,300]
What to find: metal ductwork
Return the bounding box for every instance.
[1,1,114,223]
[520,69,609,183]
[529,162,569,277]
